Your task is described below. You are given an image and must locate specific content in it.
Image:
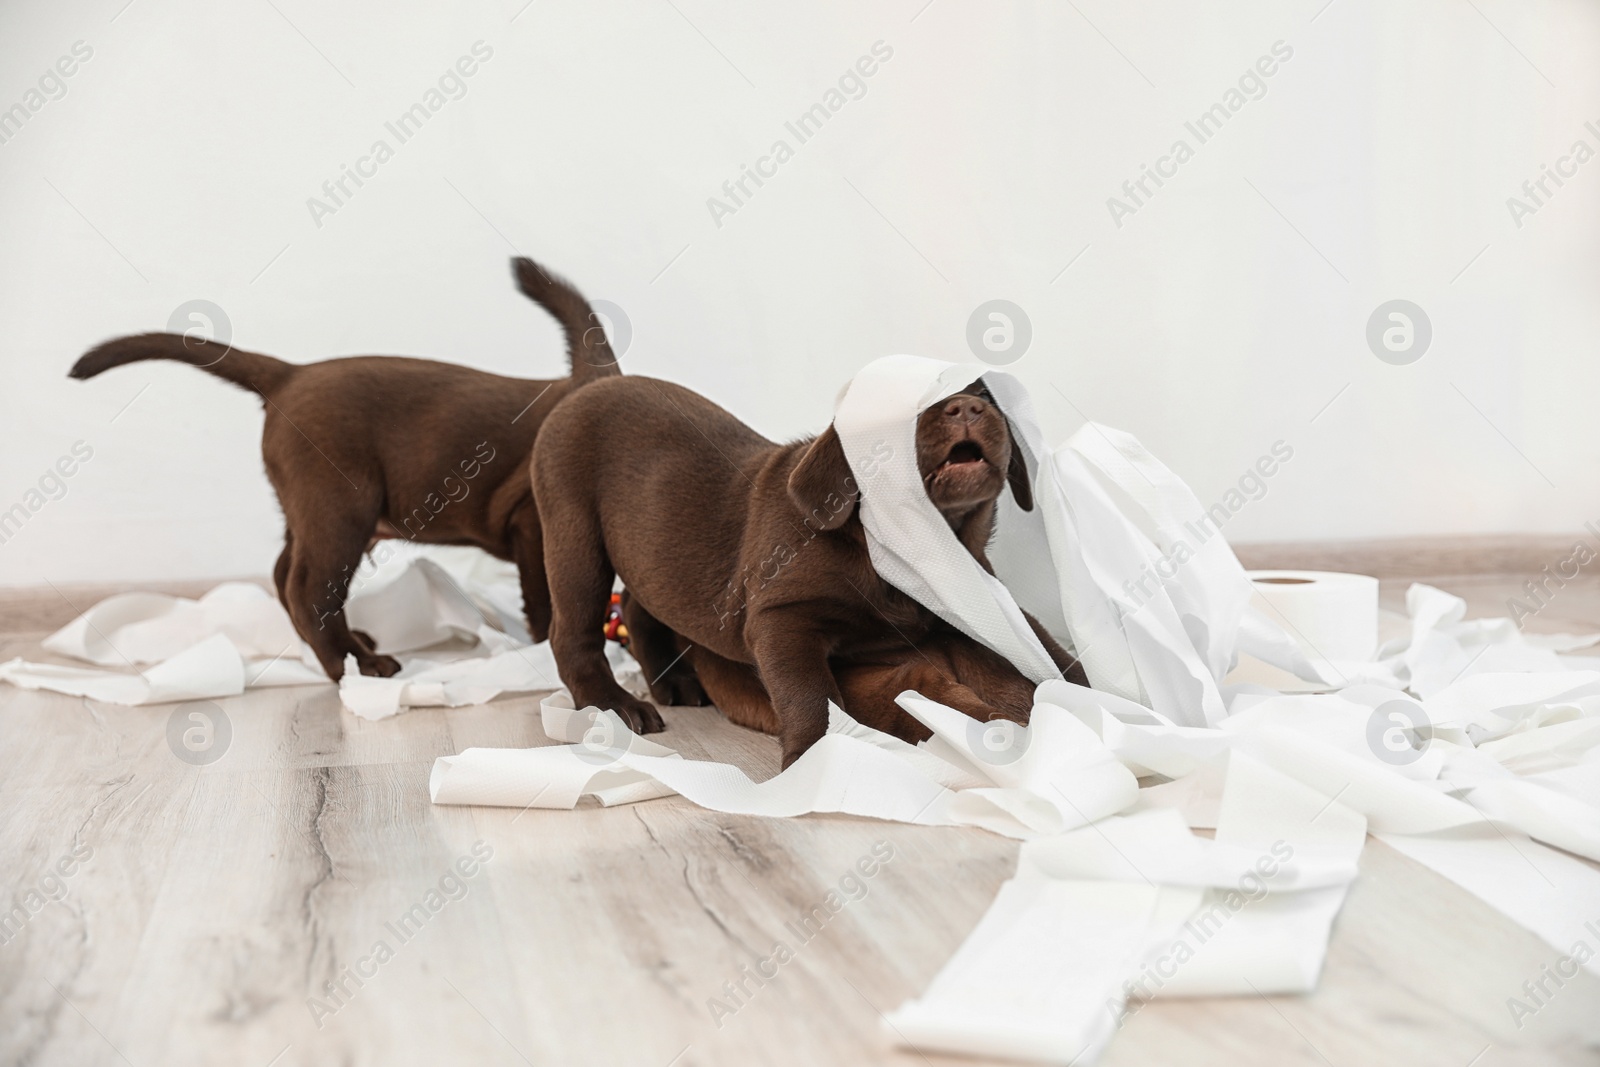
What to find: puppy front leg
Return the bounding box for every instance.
[748,624,843,768]
[543,531,665,735]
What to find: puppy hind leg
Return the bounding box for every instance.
[620,592,708,707]
[832,661,937,743]
[836,658,1026,767]
[508,502,552,643]
[274,531,359,664]
[832,640,1031,743]
[690,649,779,734]
[941,639,1037,722]
[285,521,400,680]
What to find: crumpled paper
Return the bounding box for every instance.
[421,355,1600,1063]
[0,544,636,717]
[9,354,1600,1065]
[0,585,325,702]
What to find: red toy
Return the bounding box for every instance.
[603,592,629,647]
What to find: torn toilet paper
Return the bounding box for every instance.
[7,355,1600,1066]
[0,543,641,718]
[419,355,1600,1061]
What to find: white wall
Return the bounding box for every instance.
[2,0,1597,586]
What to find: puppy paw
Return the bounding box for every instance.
[350,629,378,654]
[648,671,709,708]
[616,696,666,735]
[356,652,403,678]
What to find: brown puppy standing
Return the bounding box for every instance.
[69,258,615,680]
[534,375,1084,765]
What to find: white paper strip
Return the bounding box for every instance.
[887,751,1366,1058]
[430,691,1147,840]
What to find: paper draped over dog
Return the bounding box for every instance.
[833,353,1297,727]
[832,356,1067,686]
[10,354,1600,1064]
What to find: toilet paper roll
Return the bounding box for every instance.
[1247,570,1379,665]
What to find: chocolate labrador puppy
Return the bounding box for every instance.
[69,257,616,680]
[534,375,1084,764]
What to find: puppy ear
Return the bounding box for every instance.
[1005,424,1035,512]
[788,425,859,531]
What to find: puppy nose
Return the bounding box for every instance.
[944,396,987,423]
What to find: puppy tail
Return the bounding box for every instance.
[69,333,295,397]
[511,257,620,384]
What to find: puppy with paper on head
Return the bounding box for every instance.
[532,355,1086,766]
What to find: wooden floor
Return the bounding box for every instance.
[3,574,1600,1067]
